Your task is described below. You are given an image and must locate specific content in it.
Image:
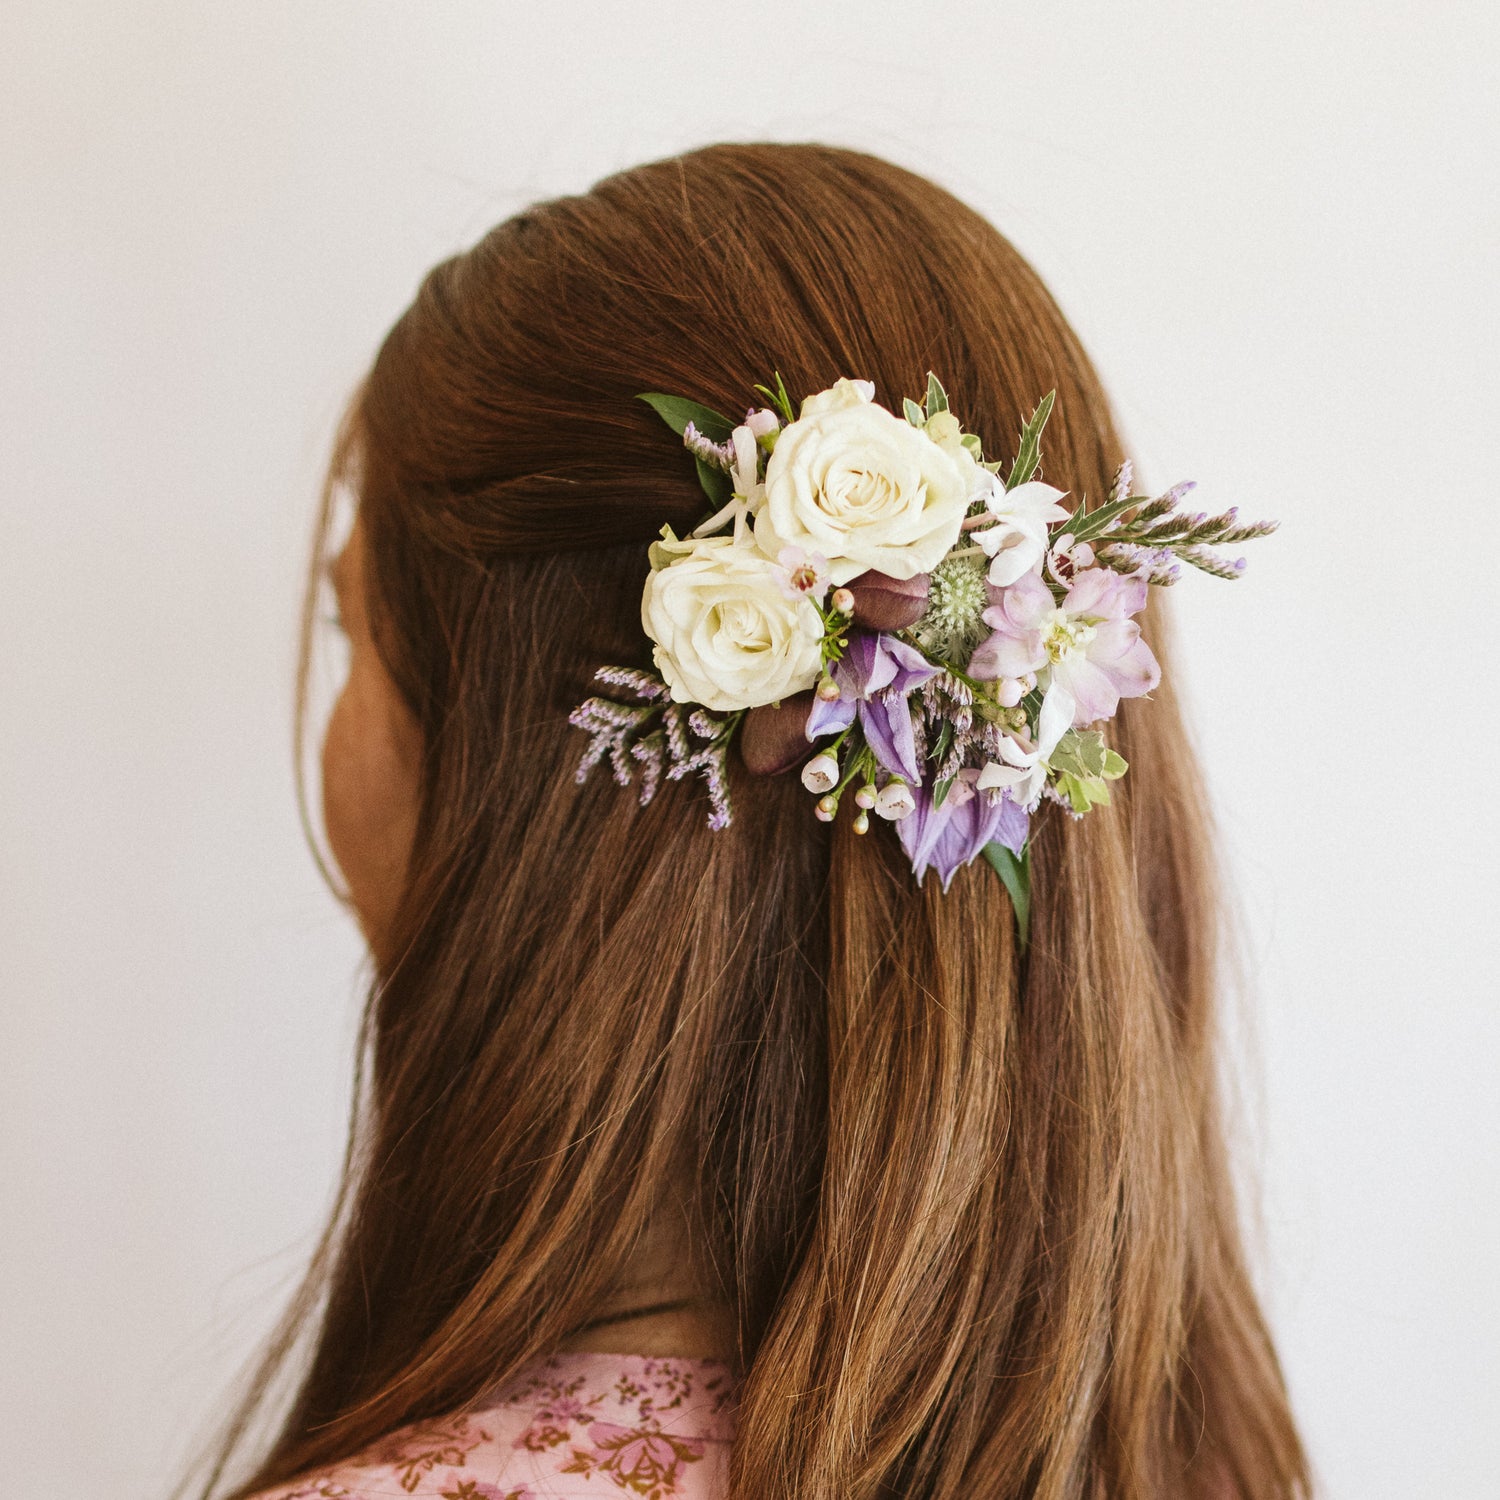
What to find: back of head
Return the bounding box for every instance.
[225,144,1307,1500]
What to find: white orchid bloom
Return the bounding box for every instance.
[972,478,1073,587]
[976,682,1073,811]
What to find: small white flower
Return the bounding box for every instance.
[975,687,1072,811]
[874,778,917,821]
[972,479,1073,587]
[801,753,840,794]
[641,535,825,711]
[775,545,831,604]
[730,423,762,505]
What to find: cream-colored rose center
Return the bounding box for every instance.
[819,462,913,521]
[715,599,773,650]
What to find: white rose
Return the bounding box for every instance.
[642,536,825,711]
[755,382,971,584]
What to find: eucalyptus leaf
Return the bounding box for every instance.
[983,841,1031,950]
[1006,389,1056,492]
[638,392,736,443]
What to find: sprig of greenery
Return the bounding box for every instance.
[753,370,796,426]
[1006,390,1056,491]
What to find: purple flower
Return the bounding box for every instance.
[897,771,1030,890]
[805,630,938,781]
[969,567,1160,727]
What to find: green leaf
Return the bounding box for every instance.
[983,841,1031,950]
[1101,749,1128,779]
[1053,771,1112,814]
[695,458,732,508]
[1067,492,1145,544]
[960,431,984,458]
[1006,389,1056,492]
[1049,728,1109,779]
[926,371,949,417]
[930,720,954,769]
[904,396,926,428]
[637,392,736,443]
[932,775,955,810]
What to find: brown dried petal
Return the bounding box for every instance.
[741,691,817,776]
[846,569,930,631]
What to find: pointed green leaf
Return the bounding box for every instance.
[753,370,796,425]
[1101,749,1128,779]
[983,841,1031,950]
[926,371,949,416]
[1006,389,1056,491]
[904,396,926,427]
[637,392,736,443]
[1067,491,1146,544]
[932,775,955,810]
[960,431,984,458]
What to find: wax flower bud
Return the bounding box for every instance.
[875,778,916,822]
[802,753,840,794]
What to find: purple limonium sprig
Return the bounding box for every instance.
[681,420,735,473]
[897,771,1030,891]
[805,630,938,781]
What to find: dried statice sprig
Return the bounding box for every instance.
[568,696,661,789]
[682,421,736,473]
[568,666,739,828]
[671,708,735,831]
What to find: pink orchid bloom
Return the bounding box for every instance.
[969,567,1160,727]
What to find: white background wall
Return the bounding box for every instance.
[3,3,1497,1496]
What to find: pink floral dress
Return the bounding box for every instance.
[255,1354,736,1500]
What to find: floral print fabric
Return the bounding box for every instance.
[256,1354,736,1500]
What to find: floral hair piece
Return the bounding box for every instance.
[569,373,1275,943]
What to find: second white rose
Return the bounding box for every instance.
[642,536,825,711]
[755,381,972,584]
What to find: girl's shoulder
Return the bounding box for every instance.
[255,1353,737,1500]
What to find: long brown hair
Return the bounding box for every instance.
[208,143,1307,1499]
